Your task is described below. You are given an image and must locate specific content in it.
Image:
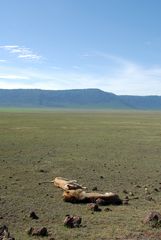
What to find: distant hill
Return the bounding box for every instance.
[0,88,161,110]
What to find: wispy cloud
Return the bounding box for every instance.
[80,51,161,95]
[104,64,161,95]
[0,74,29,80]
[0,45,42,61]
[50,66,62,70]
[82,51,133,66]
[0,51,161,95]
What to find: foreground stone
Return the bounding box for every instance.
[0,225,15,240]
[29,211,39,220]
[143,211,161,228]
[64,215,82,228]
[87,203,101,212]
[27,227,48,236]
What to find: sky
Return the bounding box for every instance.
[0,0,161,95]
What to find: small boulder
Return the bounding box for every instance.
[27,227,48,236]
[87,203,101,212]
[29,211,39,220]
[145,196,154,202]
[154,188,159,192]
[0,225,15,240]
[143,211,161,228]
[123,189,128,194]
[64,215,74,228]
[104,207,112,212]
[73,216,82,227]
[92,186,98,191]
[64,215,82,228]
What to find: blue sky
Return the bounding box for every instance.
[0,0,161,95]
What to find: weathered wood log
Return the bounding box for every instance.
[63,189,122,205]
[52,177,87,191]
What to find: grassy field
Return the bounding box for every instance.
[1,109,161,239]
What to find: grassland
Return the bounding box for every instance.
[1,109,161,239]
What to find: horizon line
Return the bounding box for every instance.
[0,87,160,97]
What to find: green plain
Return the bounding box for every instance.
[1,109,161,239]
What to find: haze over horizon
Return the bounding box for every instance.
[0,0,161,96]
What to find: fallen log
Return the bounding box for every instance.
[52,177,87,191]
[63,189,122,205]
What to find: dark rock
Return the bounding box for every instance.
[87,203,102,212]
[27,227,33,235]
[154,188,159,192]
[73,216,82,227]
[143,211,161,228]
[0,225,8,236]
[64,215,74,228]
[145,196,154,202]
[0,225,15,240]
[133,196,139,200]
[64,215,82,228]
[27,227,48,236]
[92,186,98,191]
[29,211,39,220]
[100,176,104,179]
[104,207,112,212]
[125,196,129,200]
